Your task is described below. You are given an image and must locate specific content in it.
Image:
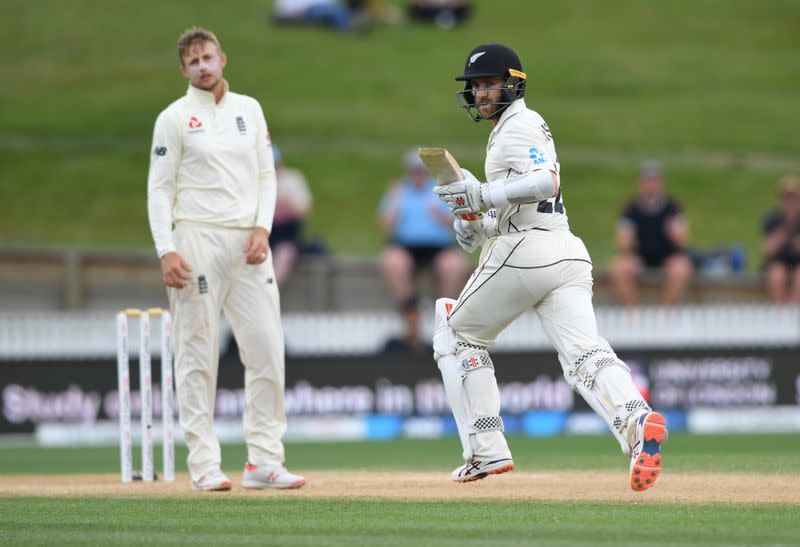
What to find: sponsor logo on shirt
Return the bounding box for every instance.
[188,116,205,134]
[153,146,167,156]
[529,147,548,165]
[236,115,247,135]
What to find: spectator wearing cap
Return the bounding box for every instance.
[269,146,313,287]
[609,161,693,306]
[762,176,800,303]
[378,148,468,349]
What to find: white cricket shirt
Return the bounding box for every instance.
[484,98,569,234]
[147,81,277,257]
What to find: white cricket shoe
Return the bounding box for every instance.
[242,462,306,489]
[451,457,514,483]
[629,411,668,492]
[192,468,233,492]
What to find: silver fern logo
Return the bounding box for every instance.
[469,51,486,65]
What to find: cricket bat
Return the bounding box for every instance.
[418,147,484,229]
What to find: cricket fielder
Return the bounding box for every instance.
[147,26,304,491]
[431,43,667,491]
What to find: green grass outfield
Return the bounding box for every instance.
[2,1,799,268]
[1,497,797,547]
[1,434,798,475]
[1,435,799,546]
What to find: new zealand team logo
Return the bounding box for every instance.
[468,51,486,65]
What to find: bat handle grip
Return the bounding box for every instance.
[460,212,485,232]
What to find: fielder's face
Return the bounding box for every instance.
[180,41,227,91]
[470,77,506,120]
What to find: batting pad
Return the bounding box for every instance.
[576,363,650,454]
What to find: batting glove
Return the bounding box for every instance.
[482,210,499,239]
[433,168,485,216]
[453,218,482,253]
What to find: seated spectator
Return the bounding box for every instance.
[609,161,693,306]
[269,146,313,287]
[762,176,800,303]
[379,149,468,349]
[407,0,472,29]
[273,0,372,32]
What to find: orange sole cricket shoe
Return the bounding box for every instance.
[629,411,668,492]
[242,462,306,490]
[451,458,514,483]
[192,469,233,492]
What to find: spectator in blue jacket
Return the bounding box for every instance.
[379,149,468,349]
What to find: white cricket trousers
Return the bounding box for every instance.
[170,221,287,481]
[449,229,608,378]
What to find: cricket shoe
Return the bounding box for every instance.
[451,458,514,483]
[629,411,668,492]
[242,462,306,489]
[192,468,233,492]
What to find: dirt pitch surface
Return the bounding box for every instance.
[1,471,799,504]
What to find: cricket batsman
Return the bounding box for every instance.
[430,43,668,491]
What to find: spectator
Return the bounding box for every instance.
[269,146,313,287]
[609,161,693,306]
[273,0,372,32]
[762,176,800,303]
[379,148,468,349]
[407,0,472,29]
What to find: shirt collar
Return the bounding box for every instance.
[491,98,526,136]
[186,79,230,105]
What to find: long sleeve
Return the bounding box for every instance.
[497,119,558,179]
[253,101,277,232]
[147,110,181,258]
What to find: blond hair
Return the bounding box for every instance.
[779,175,799,196]
[177,26,222,64]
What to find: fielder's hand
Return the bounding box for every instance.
[244,227,270,265]
[160,252,192,289]
[433,168,485,216]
